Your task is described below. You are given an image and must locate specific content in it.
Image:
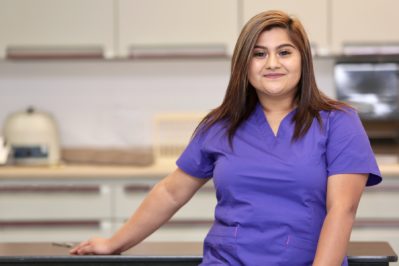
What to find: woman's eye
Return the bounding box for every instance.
[279,50,291,56]
[253,51,266,58]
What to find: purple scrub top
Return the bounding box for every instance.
[176,103,382,266]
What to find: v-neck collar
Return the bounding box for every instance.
[253,102,297,140]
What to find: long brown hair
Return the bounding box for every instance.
[197,10,345,144]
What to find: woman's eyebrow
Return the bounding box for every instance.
[254,43,296,49]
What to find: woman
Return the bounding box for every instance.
[71,10,382,265]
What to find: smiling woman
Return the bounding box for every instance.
[248,28,302,135]
[249,28,301,101]
[71,10,382,266]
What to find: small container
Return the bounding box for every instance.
[0,136,10,165]
[3,107,60,166]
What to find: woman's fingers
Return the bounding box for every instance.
[69,237,114,255]
[69,240,91,255]
[77,243,94,255]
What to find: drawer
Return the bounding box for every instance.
[0,220,113,242]
[357,183,399,218]
[114,220,211,242]
[114,183,216,221]
[173,186,215,220]
[0,184,112,220]
[114,183,152,219]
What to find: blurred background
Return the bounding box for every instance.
[0,0,398,262]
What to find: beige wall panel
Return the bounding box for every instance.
[118,0,239,56]
[0,0,115,58]
[243,0,329,52]
[332,0,399,53]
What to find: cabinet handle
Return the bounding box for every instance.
[0,185,100,193]
[6,45,104,60]
[355,218,399,228]
[128,44,228,59]
[166,220,213,227]
[124,185,152,193]
[0,220,100,228]
[365,185,399,193]
[124,185,214,193]
[199,186,215,193]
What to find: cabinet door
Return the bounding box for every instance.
[331,0,399,53]
[0,0,114,58]
[0,183,113,242]
[242,0,329,53]
[117,0,238,57]
[172,186,215,220]
[0,221,113,242]
[0,184,112,220]
[114,221,211,242]
[356,184,399,219]
[114,183,152,220]
[115,183,215,221]
[114,182,214,242]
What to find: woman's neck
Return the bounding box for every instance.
[258,97,296,115]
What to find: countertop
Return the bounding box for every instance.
[0,241,396,265]
[0,162,399,180]
[0,162,176,180]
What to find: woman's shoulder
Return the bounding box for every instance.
[194,119,227,141]
[322,105,359,122]
[319,105,353,118]
[320,106,365,136]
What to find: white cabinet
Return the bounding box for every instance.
[1,0,399,59]
[2,175,398,248]
[114,182,152,221]
[0,178,215,243]
[351,180,399,262]
[0,0,115,58]
[242,0,329,53]
[331,0,399,53]
[114,182,215,242]
[0,184,112,220]
[117,0,238,57]
[0,183,113,242]
[115,182,215,221]
[356,183,399,219]
[173,186,215,220]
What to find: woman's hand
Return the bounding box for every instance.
[69,237,120,255]
[70,169,207,256]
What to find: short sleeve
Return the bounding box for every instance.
[326,108,382,186]
[176,128,215,179]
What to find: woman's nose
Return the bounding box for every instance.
[265,54,280,69]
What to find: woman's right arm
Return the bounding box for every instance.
[70,168,209,255]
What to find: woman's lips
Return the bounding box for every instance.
[263,73,285,79]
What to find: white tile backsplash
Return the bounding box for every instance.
[0,57,335,148]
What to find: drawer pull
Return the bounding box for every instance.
[124,185,152,193]
[166,220,213,227]
[0,220,100,228]
[6,45,104,60]
[0,185,100,193]
[355,219,399,228]
[365,185,399,193]
[128,44,228,59]
[199,186,215,193]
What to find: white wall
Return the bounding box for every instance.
[0,57,335,148]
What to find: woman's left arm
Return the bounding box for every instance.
[312,173,368,266]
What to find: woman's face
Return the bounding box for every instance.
[248,27,301,102]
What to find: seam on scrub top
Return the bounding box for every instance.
[286,235,291,246]
[234,225,239,238]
